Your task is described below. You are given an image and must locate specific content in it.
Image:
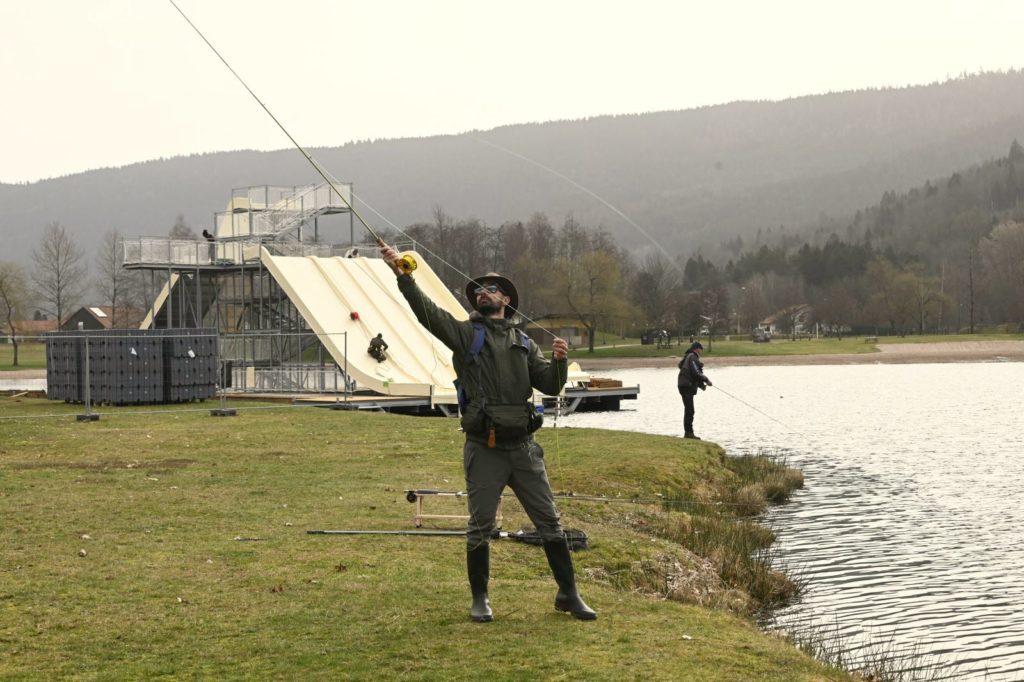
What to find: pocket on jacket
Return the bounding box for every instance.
[487,403,532,440]
[460,404,486,435]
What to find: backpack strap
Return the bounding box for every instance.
[466,321,486,364]
[455,321,487,416]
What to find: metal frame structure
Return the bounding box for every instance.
[122,183,361,393]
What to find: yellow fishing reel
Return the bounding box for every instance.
[397,253,418,274]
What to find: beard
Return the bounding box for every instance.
[475,299,502,316]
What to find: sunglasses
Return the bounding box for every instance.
[473,284,503,295]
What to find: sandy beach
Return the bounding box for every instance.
[573,340,1024,370]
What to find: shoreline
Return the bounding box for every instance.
[5,341,1024,379]
[574,340,1024,370]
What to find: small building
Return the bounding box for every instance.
[523,316,591,348]
[60,306,146,331]
[758,304,813,337]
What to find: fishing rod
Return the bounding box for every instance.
[307,527,590,550]
[169,0,565,343]
[167,0,417,276]
[405,488,775,510]
[405,488,662,505]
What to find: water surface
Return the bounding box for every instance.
[558,362,1024,681]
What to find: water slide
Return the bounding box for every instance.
[259,248,464,399]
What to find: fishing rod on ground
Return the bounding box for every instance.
[307,527,590,550]
[405,489,779,511]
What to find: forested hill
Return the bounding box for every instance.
[4,70,1024,264]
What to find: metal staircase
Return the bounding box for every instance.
[218,182,354,240]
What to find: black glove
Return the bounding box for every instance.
[705,379,712,387]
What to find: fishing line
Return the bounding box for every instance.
[711,384,810,439]
[334,176,561,341]
[473,136,686,278]
[166,0,387,247]
[168,1,571,453]
[168,1,585,494]
[173,0,565,342]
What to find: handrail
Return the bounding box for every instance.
[121,236,398,267]
[217,182,353,238]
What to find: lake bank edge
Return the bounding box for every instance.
[575,340,1024,370]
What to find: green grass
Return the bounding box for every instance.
[862,332,1024,344]
[583,337,878,358]
[0,342,46,371]
[580,332,1024,359]
[0,398,849,681]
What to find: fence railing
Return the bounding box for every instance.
[216,182,353,238]
[122,238,263,267]
[122,237,394,268]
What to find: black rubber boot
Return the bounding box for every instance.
[467,544,493,623]
[542,538,597,620]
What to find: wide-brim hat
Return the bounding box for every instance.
[466,272,519,318]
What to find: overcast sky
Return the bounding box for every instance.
[2,0,1022,184]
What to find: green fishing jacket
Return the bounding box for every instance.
[397,274,567,446]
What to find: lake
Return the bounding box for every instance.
[557,362,1024,681]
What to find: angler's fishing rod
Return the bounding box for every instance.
[167,0,417,275]
[307,527,590,549]
[169,0,566,341]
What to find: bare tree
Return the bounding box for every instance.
[866,258,918,336]
[906,265,952,335]
[631,253,680,330]
[0,262,30,366]
[812,279,859,339]
[93,229,132,327]
[169,214,196,239]
[32,222,86,324]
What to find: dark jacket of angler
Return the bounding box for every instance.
[677,351,709,393]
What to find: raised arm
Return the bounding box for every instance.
[380,243,469,352]
[527,337,569,396]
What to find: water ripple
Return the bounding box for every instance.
[562,363,1024,681]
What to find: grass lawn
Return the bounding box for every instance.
[0,398,849,681]
[579,332,1024,359]
[0,342,46,371]
[583,337,878,358]
[865,332,1024,344]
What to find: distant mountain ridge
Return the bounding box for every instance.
[3,70,1024,264]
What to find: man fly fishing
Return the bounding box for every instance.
[379,242,597,623]
[677,341,712,439]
